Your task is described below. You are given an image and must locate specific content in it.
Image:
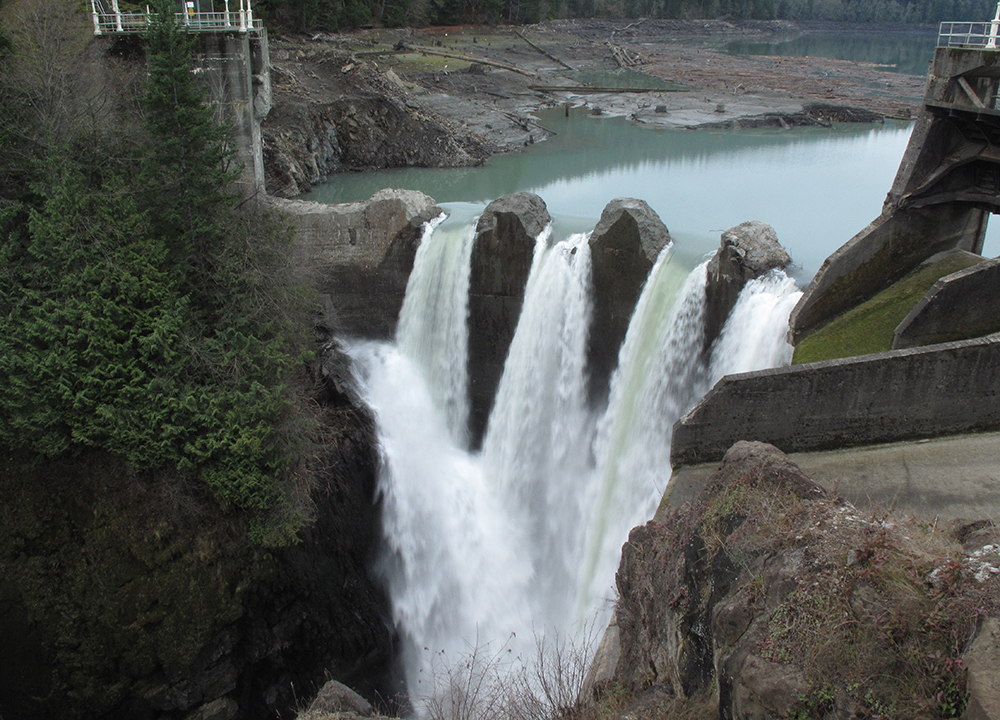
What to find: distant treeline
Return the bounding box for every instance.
[257,0,998,33]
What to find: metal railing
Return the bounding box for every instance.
[939,4,1000,49]
[91,0,262,35]
[937,21,1000,48]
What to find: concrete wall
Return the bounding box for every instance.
[271,190,441,340]
[789,46,996,342]
[587,199,671,404]
[670,334,1000,467]
[194,30,271,192]
[894,255,1000,349]
[467,194,549,447]
[789,196,988,343]
[664,431,1000,522]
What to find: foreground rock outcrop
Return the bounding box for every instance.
[599,441,1000,720]
[467,192,551,447]
[588,198,672,403]
[704,221,791,350]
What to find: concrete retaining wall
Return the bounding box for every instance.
[894,256,1000,349]
[789,46,997,342]
[670,334,1000,467]
[271,190,441,340]
[789,203,987,342]
[664,431,1000,522]
[194,31,271,192]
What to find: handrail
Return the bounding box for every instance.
[91,0,262,36]
[938,3,1000,48]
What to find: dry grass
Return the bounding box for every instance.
[414,627,599,720]
[720,484,1000,719]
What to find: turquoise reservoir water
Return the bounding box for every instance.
[308,108,994,282]
[724,30,938,76]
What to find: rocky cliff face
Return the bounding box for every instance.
[0,350,394,720]
[599,441,1000,720]
[261,51,490,198]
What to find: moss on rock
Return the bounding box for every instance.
[793,251,983,364]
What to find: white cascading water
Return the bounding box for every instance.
[347,341,533,705]
[576,254,710,617]
[346,211,806,714]
[396,213,474,446]
[479,230,595,624]
[709,269,803,382]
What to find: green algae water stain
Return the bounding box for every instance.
[308,109,917,281]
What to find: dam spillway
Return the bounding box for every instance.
[343,207,802,711]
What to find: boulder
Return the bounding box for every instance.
[965,617,1000,720]
[467,193,551,448]
[609,440,999,720]
[587,198,671,403]
[704,221,791,350]
[271,189,442,340]
[305,680,373,716]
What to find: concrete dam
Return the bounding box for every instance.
[671,25,1000,522]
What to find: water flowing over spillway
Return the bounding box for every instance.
[709,270,803,383]
[396,213,473,446]
[345,212,802,713]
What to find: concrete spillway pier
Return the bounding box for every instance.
[90,0,271,193]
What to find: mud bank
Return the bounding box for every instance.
[262,19,925,197]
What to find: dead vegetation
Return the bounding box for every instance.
[612,441,1000,720]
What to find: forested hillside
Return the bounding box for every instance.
[0,0,319,545]
[257,0,997,37]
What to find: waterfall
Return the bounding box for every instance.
[346,341,532,706]
[480,230,594,625]
[576,254,710,616]
[345,211,806,714]
[396,213,474,446]
[708,269,803,382]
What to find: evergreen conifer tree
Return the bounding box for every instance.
[141,0,239,320]
[0,2,316,544]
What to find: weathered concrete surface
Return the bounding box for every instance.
[271,189,441,340]
[671,334,1000,468]
[195,31,271,193]
[704,221,790,351]
[665,431,1000,522]
[789,205,987,342]
[467,193,550,448]
[789,46,1000,342]
[588,198,671,402]
[894,254,999,349]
